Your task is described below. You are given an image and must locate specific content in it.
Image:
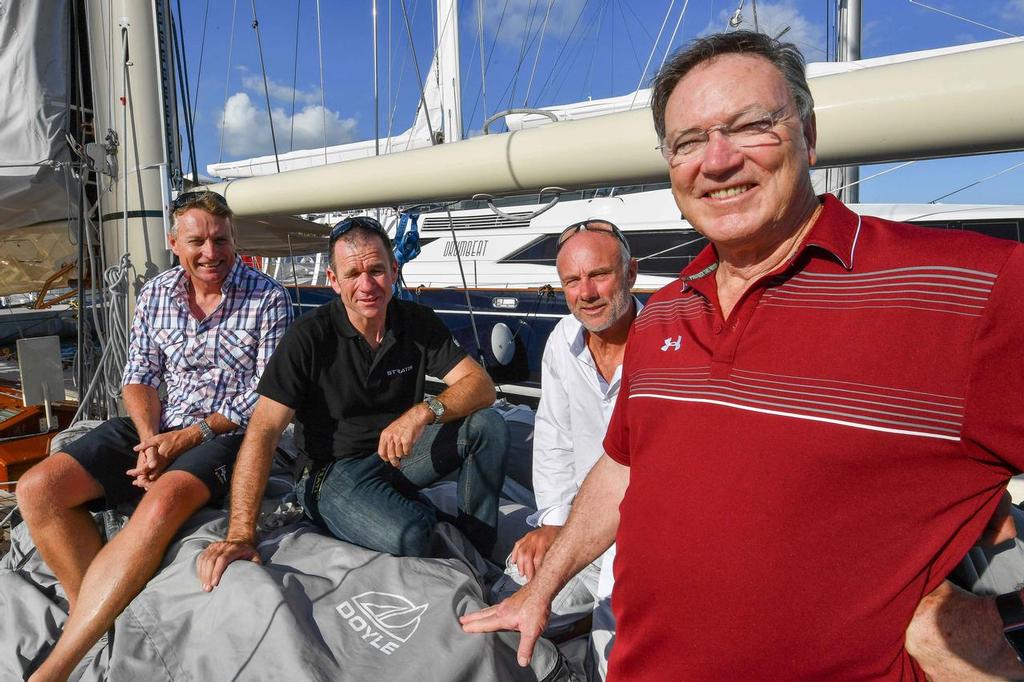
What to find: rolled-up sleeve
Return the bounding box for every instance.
[218,285,294,427]
[122,284,162,388]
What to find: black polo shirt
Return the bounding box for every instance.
[257,297,467,461]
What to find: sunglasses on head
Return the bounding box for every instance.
[555,219,630,255]
[329,216,388,243]
[170,190,229,214]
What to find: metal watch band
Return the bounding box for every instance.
[423,398,445,425]
[197,418,215,443]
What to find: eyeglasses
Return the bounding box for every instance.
[170,190,229,214]
[329,216,389,244]
[555,219,630,255]
[657,105,790,167]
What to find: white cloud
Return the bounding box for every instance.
[473,0,588,47]
[999,0,1024,21]
[240,73,322,106]
[700,1,826,59]
[218,92,359,157]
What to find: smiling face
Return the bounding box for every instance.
[168,208,237,291]
[326,230,398,330]
[663,53,818,256]
[556,230,637,334]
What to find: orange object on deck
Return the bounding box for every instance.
[0,388,76,492]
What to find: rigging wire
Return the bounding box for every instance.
[290,0,302,151]
[398,0,437,144]
[172,1,199,184]
[507,0,543,109]
[190,0,211,124]
[632,0,675,104]
[316,0,328,163]
[373,0,380,155]
[582,0,610,99]
[523,0,555,107]
[659,0,691,70]
[906,1,1017,38]
[930,162,1024,204]
[218,0,239,163]
[614,0,647,73]
[464,0,512,131]
[250,0,282,173]
[534,0,594,104]
[477,0,488,125]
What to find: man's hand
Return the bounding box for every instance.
[460,583,552,667]
[377,404,432,468]
[126,426,201,486]
[196,539,262,592]
[126,446,170,489]
[906,581,1021,681]
[511,525,561,582]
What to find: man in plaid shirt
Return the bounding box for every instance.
[19,191,293,682]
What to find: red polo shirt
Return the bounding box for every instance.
[604,194,1024,680]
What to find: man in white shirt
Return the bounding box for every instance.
[509,218,638,681]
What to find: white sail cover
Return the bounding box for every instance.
[0,0,74,232]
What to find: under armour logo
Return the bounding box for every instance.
[660,335,682,351]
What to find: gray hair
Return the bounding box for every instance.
[650,30,814,142]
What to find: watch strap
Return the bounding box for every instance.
[422,398,445,425]
[197,418,215,443]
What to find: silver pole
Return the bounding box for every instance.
[373,0,380,156]
[838,0,861,203]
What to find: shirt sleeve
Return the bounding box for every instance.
[420,305,468,379]
[121,283,162,388]
[219,284,295,427]
[531,330,577,526]
[962,242,1024,474]
[256,313,315,411]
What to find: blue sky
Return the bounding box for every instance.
[178,0,1024,205]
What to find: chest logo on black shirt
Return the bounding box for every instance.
[660,335,683,352]
[386,364,415,377]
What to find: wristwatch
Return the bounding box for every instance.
[422,397,446,425]
[196,418,215,443]
[996,588,1024,662]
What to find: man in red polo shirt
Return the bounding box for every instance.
[463,31,1024,679]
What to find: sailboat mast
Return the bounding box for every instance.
[84,0,175,312]
[837,0,861,203]
[436,0,463,142]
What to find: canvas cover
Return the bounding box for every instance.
[0,0,74,233]
[0,505,572,681]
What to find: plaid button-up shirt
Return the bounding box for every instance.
[122,258,293,430]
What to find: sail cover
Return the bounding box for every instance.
[0,0,74,232]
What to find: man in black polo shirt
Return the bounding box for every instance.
[197,217,509,587]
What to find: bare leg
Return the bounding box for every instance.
[16,453,105,610]
[28,471,210,682]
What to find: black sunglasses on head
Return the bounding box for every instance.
[555,219,631,255]
[329,216,388,242]
[170,190,229,214]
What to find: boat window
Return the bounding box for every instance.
[500,229,707,278]
[959,221,1021,242]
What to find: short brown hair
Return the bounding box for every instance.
[170,191,234,236]
[650,30,814,143]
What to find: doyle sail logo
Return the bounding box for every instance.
[336,591,429,655]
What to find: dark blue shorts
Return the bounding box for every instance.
[60,417,243,509]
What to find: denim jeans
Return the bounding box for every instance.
[295,408,509,558]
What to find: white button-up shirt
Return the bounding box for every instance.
[530,298,642,528]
